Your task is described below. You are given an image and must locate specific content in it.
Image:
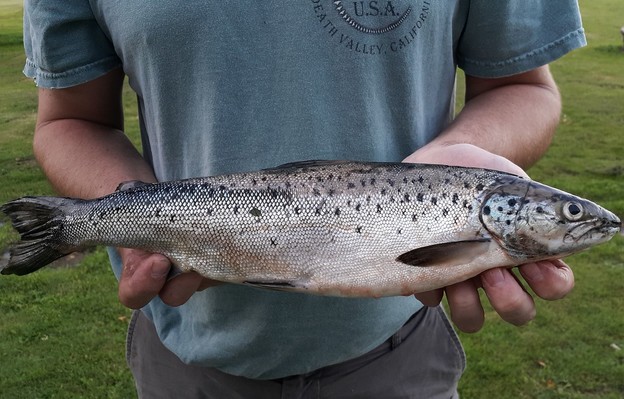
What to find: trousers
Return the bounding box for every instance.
[126,306,465,398]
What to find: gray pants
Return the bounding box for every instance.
[127,306,464,398]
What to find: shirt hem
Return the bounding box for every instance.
[23,56,122,88]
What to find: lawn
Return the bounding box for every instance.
[0,1,622,398]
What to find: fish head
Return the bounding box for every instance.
[479,177,621,262]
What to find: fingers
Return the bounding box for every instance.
[118,248,171,309]
[481,267,536,326]
[518,259,575,300]
[118,248,218,309]
[413,289,444,307]
[415,281,485,333]
[420,262,574,333]
[159,272,205,307]
[445,279,485,333]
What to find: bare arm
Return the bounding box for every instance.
[405,66,574,332]
[405,65,561,168]
[34,68,155,198]
[33,68,212,308]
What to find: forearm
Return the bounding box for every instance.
[406,66,562,169]
[33,119,156,199]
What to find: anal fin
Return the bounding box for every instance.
[243,280,305,292]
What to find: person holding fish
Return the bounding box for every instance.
[19,1,588,397]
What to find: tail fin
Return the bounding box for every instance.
[1,196,79,275]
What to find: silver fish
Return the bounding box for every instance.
[0,161,620,297]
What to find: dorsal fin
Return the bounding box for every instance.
[116,180,150,192]
[263,160,351,172]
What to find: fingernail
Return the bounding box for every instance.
[482,268,506,287]
[522,263,544,283]
[151,258,170,279]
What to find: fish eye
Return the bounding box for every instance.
[562,201,584,221]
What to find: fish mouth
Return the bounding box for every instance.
[563,218,621,244]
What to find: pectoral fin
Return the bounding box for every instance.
[396,239,492,267]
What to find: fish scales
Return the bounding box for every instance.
[1,161,620,297]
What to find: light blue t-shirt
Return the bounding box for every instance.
[23,0,585,379]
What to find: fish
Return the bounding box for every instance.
[0,160,620,297]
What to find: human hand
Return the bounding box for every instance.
[117,248,220,309]
[404,143,575,333]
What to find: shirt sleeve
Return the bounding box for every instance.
[23,0,121,88]
[457,0,586,78]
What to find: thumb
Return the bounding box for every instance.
[118,248,171,309]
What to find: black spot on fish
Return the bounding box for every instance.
[498,206,504,212]
[370,178,376,185]
[355,203,361,212]
[417,193,424,202]
[233,205,239,215]
[252,179,257,186]
[294,207,301,215]
[476,183,485,191]
[397,228,402,235]
[444,178,451,185]
[170,215,175,223]
[418,176,424,184]
[404,193,410,203]
[452,193,459,205]
[334,208,341,216]
[506,220,511,225]
[313,188,321,196]
[381,188,387,196]
[270,238,278,246]
[361,179,367,187]
[536,207,544,213]
[356,226,363,234]
[250,208,262,217]
[387,179,395,187]
[508,198,517,207]
[442,208,449,217]
[464,182,472,189]
[483,206,491,215]
[376,204,382,213]
[347,182,355,189]
[412,214,418,222]
[218,185,227,191]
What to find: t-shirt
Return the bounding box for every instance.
[23,0,585,379]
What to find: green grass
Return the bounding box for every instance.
[0,1,623,397]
